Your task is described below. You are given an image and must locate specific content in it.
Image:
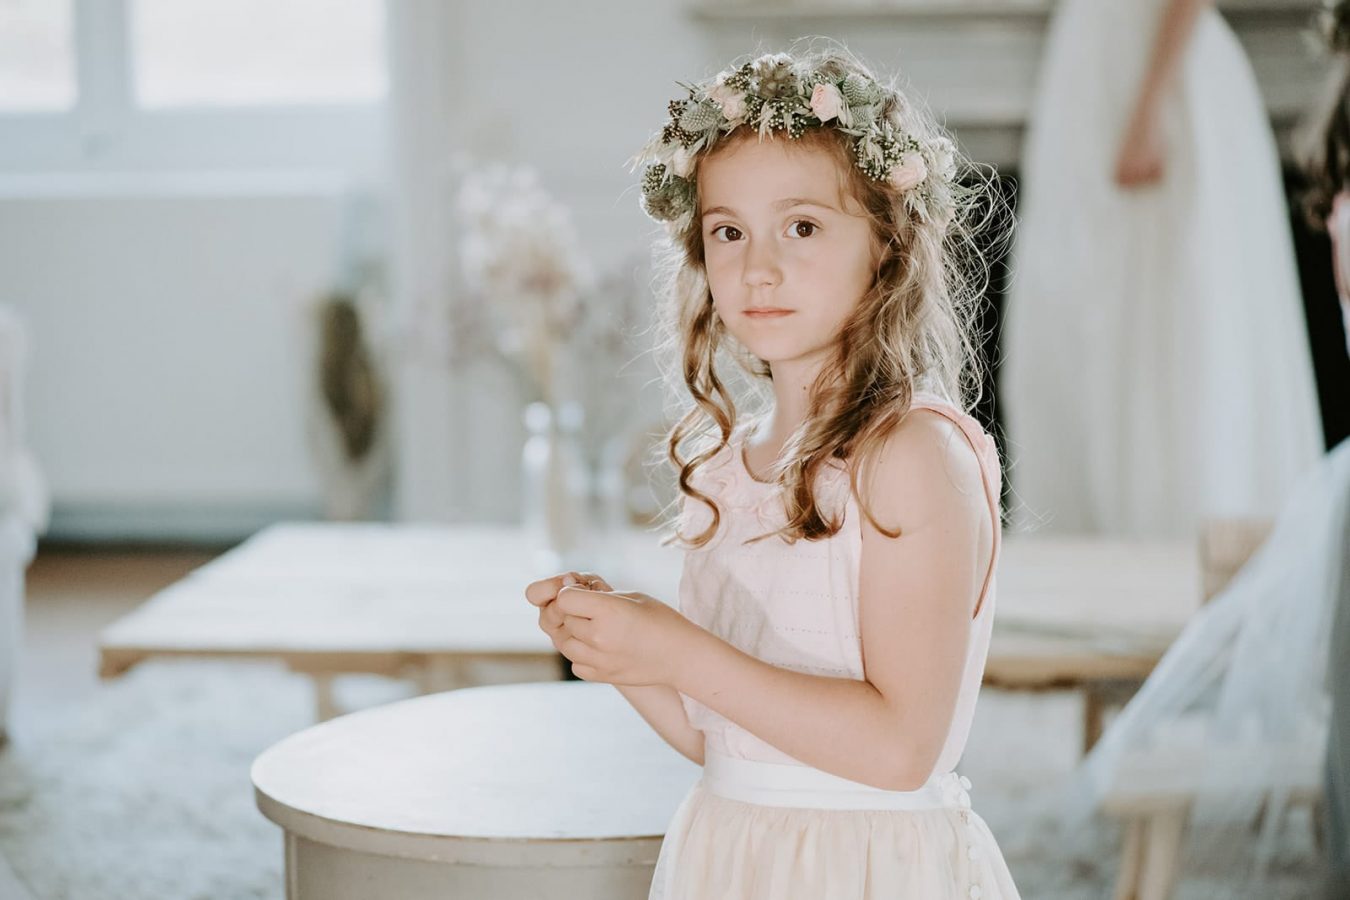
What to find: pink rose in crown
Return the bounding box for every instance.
[810,83,844,123]
[887,151,928,192]
[709,82,746,123]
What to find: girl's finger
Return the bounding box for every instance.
[577,571,614,591]
[525,575,566,607]
[570,663,600,682]
[539,602,565,634]
[556,585,605,618]
[563,613,598,644]
[559,635,597,667]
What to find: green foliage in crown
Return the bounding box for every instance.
[628,52,958,231]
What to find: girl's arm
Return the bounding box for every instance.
[1115,0,1212,186]
[613,683,706,766]
[674,411,991,791]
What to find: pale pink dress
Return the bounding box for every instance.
[649,390,1021,900]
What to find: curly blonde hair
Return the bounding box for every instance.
[646,38,1010,549]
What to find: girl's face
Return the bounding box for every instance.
[698,134,877,371]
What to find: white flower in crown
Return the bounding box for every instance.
[671,145,697,179]
[929,136,957,182]
[887,151,928,192]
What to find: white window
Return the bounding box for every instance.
[130,0,386,108]
[0,0,387,174]
[0,0,77,112]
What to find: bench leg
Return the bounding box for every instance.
[1083,679,1146,755]
[1084,686,1105,756]
[1113,817,1145,900]
[1254,787,1291,880]
[1137,810,1188,900]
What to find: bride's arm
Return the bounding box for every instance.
[1135,0,1212,115]
[1116,0,1213,186]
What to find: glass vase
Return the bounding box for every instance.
[521,399,590,573]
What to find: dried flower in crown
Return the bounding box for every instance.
[1319,0,1350,52]
[628,52,960,230]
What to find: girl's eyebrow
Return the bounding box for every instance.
[700,197,838,218]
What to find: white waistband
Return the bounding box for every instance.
[701,752,973,811]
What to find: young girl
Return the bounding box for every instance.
[525,41,1020,899]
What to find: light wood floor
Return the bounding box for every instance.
[10,544,227,743]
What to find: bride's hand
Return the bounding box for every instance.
[1114,103,1166,188]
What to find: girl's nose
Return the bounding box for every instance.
[741,237,782,289]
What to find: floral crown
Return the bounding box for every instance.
[628,52,958,231]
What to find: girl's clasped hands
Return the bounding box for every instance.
[524,572,702,687]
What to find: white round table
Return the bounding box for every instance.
[252,681,702,899]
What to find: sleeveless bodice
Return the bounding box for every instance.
[674,391,1003,782]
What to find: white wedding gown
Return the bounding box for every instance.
[1001,0,1323,538]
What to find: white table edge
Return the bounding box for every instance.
[251,787,669,868]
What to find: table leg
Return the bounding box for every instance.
[285,831,300,900]
[415,657,468,695]
[311,673,339,722]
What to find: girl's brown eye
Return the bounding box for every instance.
[794,221,817,238]
[712,225,742,242]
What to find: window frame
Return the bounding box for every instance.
[0,0,386,174]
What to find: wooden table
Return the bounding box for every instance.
[98,522,674,720]
[252,681,702,900]
[100,522,1200,741]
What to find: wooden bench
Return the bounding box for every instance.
[1100,517,1325,900]
[1103,732,1322,900]
[251,681,701,899]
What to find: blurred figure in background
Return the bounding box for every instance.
[1002,0,1322,538]
[1297,3,1350,893]
[1056,11,1350,896]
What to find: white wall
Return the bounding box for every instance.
[0,0,1322,541]
[0,174,355,541]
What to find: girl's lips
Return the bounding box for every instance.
[743,309,794,318]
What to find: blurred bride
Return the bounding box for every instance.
[1001,0,1323,538]
[1058,6,1350,895]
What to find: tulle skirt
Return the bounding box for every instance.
[648,752,1021,900]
